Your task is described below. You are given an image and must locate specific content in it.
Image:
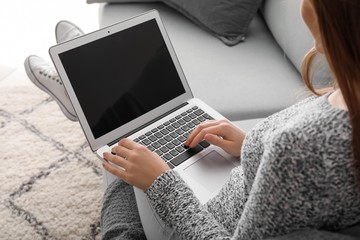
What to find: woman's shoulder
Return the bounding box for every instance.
[257,93,353,176]
[242,93,351,168]
[268,105,351,157]
[265,93,351,142]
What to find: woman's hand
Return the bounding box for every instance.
[185,119,246,157]
[103,138,170,192]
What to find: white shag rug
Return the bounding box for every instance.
[0,85,103,240]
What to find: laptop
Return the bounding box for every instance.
[49,10,239,203]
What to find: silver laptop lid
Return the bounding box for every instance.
[49,10,193,151]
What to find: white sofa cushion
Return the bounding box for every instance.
[262,0,333,88]
[262,0,313,72]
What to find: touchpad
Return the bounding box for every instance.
[183,151,236,192]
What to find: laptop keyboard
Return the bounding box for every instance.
[133,106,213,168]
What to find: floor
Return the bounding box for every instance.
[0,0,100,86]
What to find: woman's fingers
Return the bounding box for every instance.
[112,144,131,159]
[186,120,232,148]
[185,120,225,147]
[104,138,170,191]
[204,133,230,149]
[185,119,246,156]
[118,138,138,150]
[102,160,127,180]
[188,125,226,148]
[103,152,129,170]
[111,138,143,159]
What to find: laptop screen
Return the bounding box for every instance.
[59,19,186,139]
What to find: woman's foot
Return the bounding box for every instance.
[55,20,84,44]
[24,55,78,121]
[24,20,84,121]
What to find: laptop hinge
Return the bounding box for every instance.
[108,102,189,146]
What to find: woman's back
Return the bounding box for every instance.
[202,93,360,238]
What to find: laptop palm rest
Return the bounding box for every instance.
[183,151,236,192]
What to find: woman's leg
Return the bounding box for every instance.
[102,170,179,240]
[101,177,146,240]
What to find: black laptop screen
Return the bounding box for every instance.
[59,19,186,139]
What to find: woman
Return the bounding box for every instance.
[101,0,360,239]
[25,0,360,239]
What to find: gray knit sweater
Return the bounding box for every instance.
[146,93,360,239]
[101,93,360,239]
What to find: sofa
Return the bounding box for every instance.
[94,0,334,123]
[89,0,360,238]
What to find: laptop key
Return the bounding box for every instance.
[157,138,167,145]
[197,116,206,122]
[176,146,185,153]
[199,140,210,148]
[160,146,170,153]
[141,138,151,146]
[161,129,169,135]
[166,125,175,132]
[148,135,157,142]
[192,119,200,125]
[172,139,181,146]
[181,125,190,132]
[175,129,184,135]
[177,135,186,142]
[177,119,186,125]
[170,132,179,138]
[170,145,203,166]
[164,135,173,141]
[163,153,173,161]
[166,143,175,149]
[188,113,197,119]
[167,162,175,169]
[170,150,179,156]
[155,149,163,156]
[154,132,163,138]
[147,145,155,152]
[182,132,190,138]
[203,113,214,120]
[183,116,191,122]
[152,142,161,149]
[194,109,204,116]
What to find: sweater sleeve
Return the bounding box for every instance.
[146,130,329,240]
[147,170,232,239]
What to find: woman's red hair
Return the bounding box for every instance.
[301,0,360,185]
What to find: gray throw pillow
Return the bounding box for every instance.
[87,0,264,46]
